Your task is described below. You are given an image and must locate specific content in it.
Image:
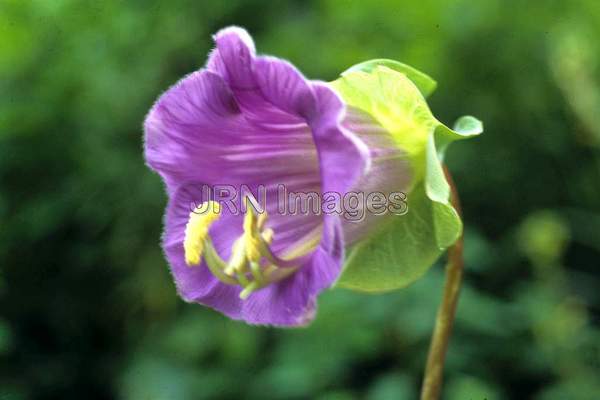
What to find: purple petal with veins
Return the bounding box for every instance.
[144,27,370,326]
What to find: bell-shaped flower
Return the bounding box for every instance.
[144,27,481,326]
[144,27,370,326]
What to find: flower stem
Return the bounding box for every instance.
[419,166,464,400]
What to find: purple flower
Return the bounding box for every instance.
[144,27,372,326]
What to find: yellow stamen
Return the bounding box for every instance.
[182,196,321,300]
[243,209,264,262]
[183,201,221,266]
[261,228,274,244]
[257,211,268,230]
[225,206,267,275]
[225,237,247,275]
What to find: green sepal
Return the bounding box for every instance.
[339,185,462,292]
[342,58,438,98]
[331,63,482,292]
[435,116,483,159]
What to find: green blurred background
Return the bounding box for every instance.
[2,0,600,399]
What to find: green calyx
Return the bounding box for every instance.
[330,59,482,292]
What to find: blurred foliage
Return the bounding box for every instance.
[1,0,600,399]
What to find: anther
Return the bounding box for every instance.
[183,201,221,266]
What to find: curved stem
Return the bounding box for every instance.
[420,166,464,400]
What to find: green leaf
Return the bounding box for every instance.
[342,58,438,98]
[330,64,481,292]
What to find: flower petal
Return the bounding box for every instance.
[253,56,316,119]
[210,26,256,89]
[310,83,371,195]
[144,70,241,190]
[146,26,372,326]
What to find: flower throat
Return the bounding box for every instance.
[183,199,318,299]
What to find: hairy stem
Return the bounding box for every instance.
[420,166,464,400]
